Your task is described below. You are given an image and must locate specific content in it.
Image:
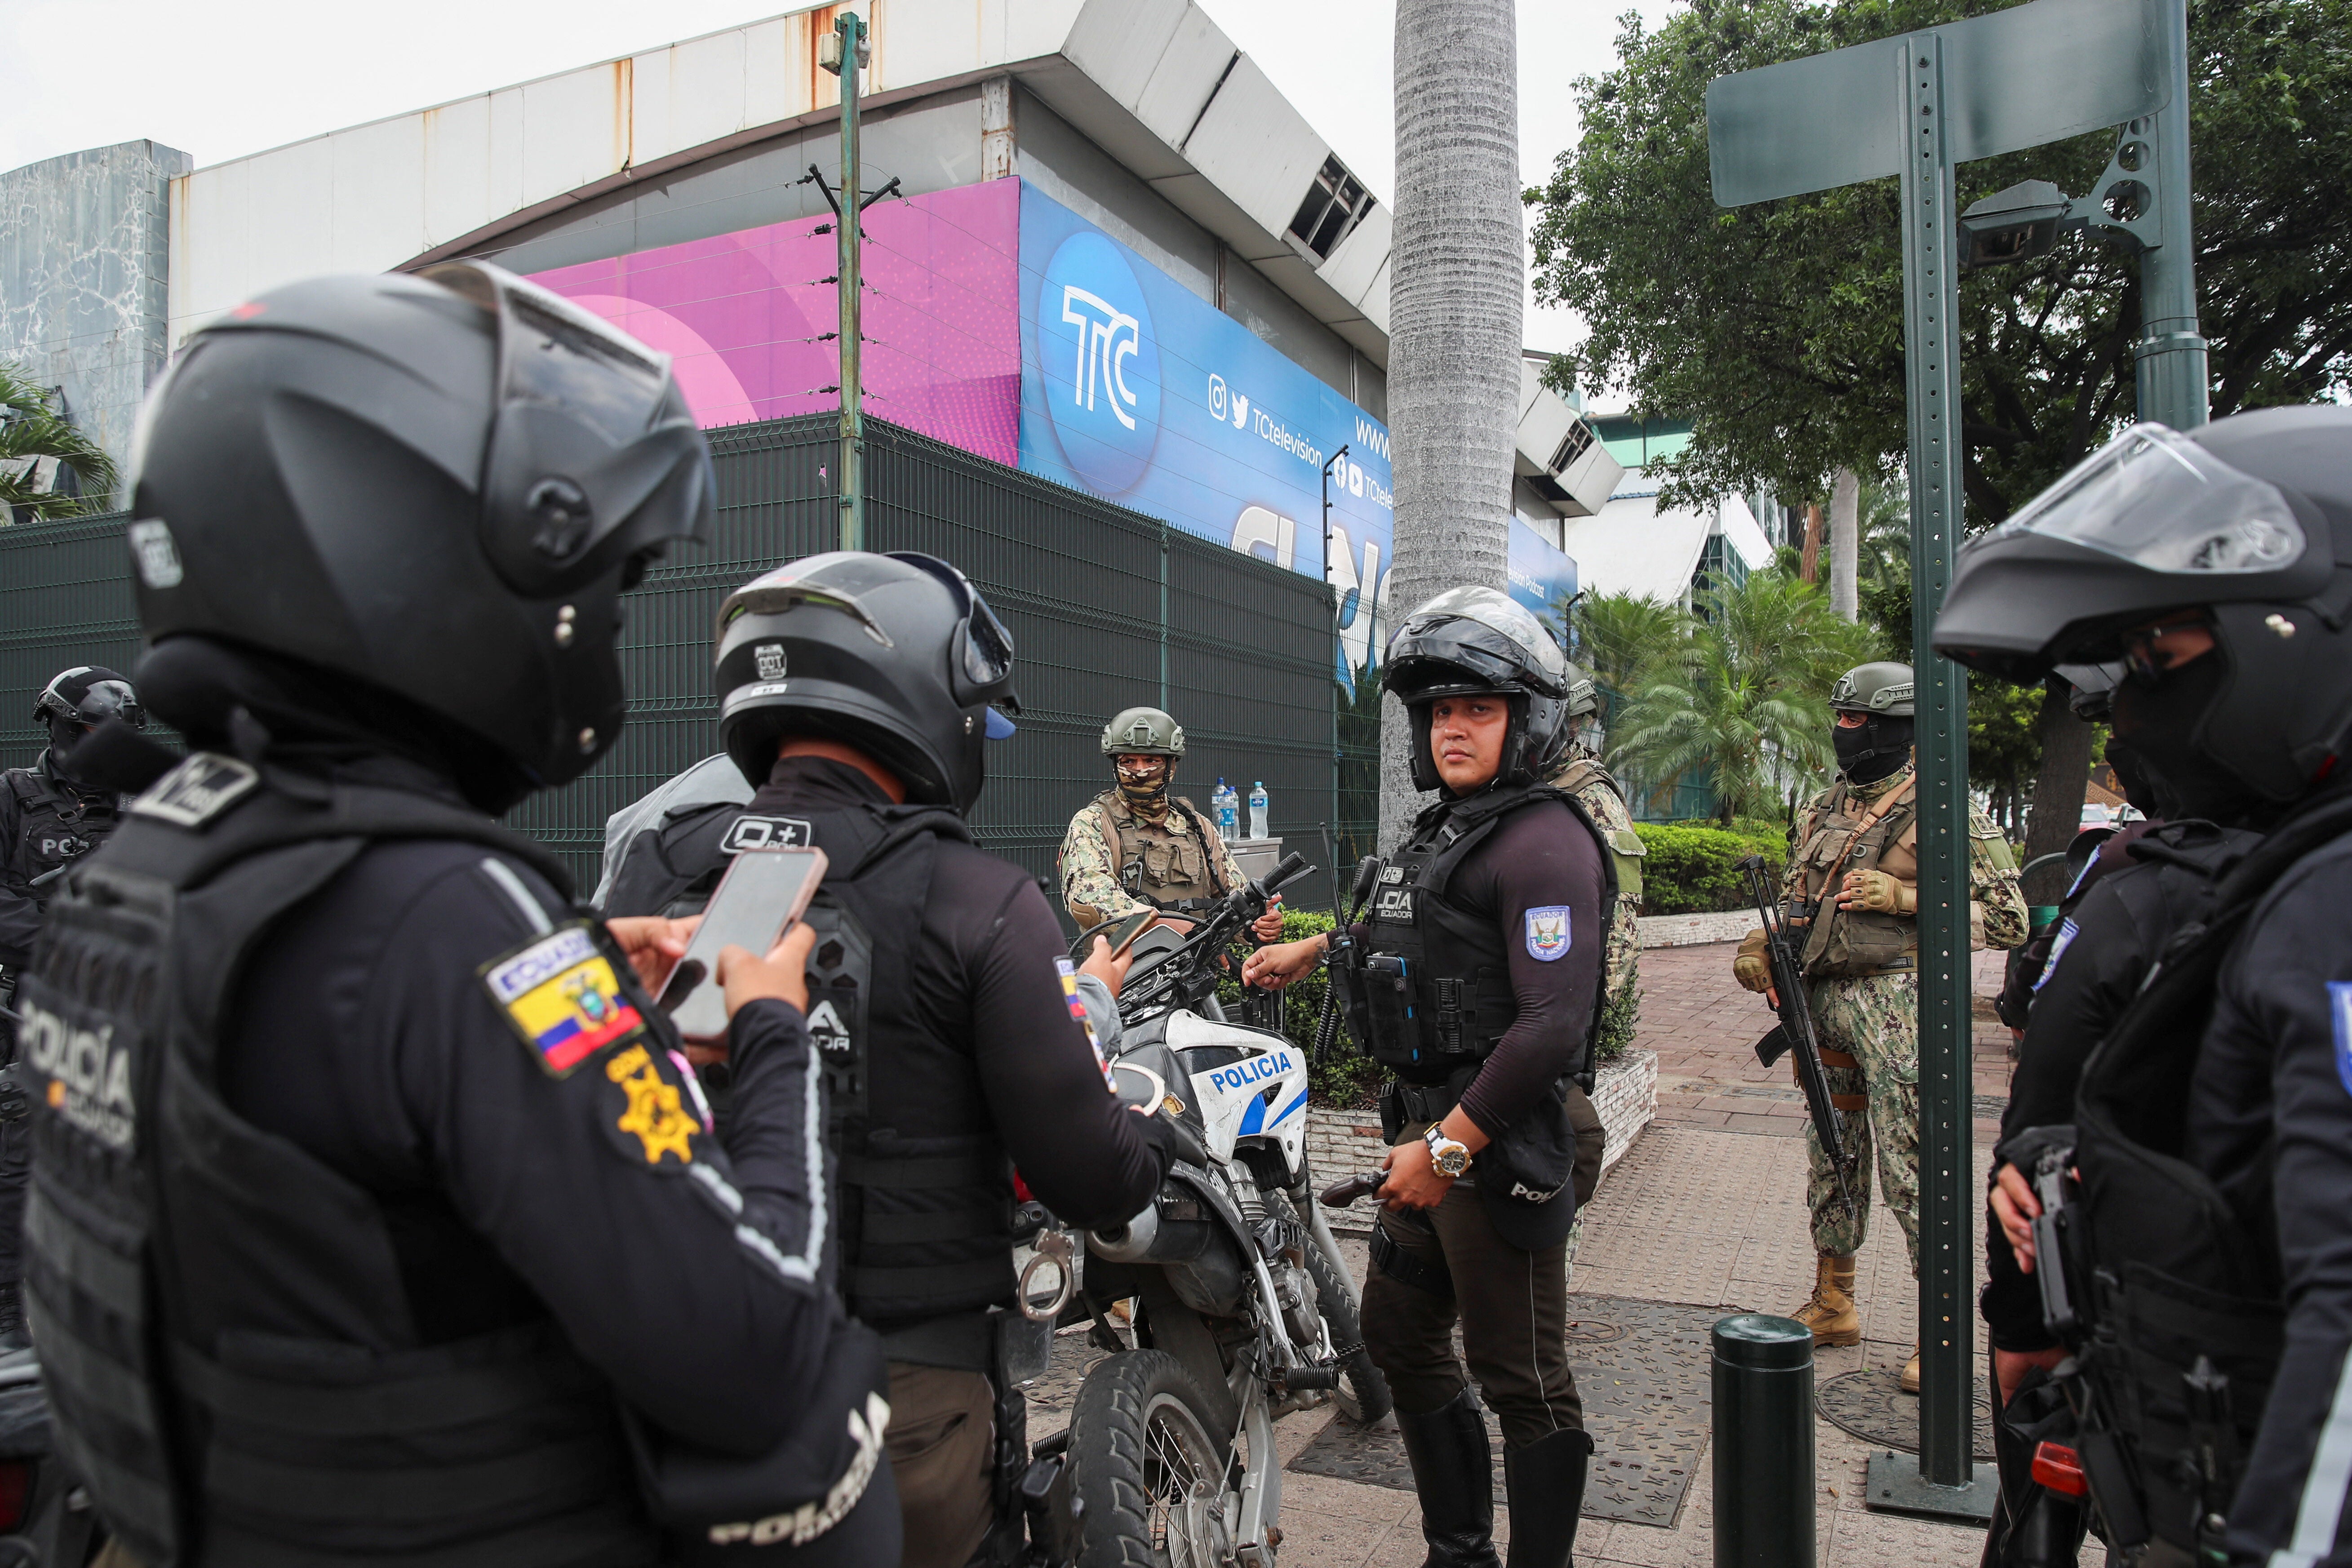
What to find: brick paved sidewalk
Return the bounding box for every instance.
[1260,940,2081,1567]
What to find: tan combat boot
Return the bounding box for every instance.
[1901,1342,1921,1395]
[1790,1253,1862,1347]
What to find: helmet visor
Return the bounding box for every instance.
[1982,423,2307,577]
[1389,586,1570,698]
[79,679,145,729]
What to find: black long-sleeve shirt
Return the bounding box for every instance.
[605,756,1164,1234]
[222,835,853,1457]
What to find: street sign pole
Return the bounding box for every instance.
[1704,0,2175,1521]
[1897,33,1978,1495]
[2136,0,2208,428]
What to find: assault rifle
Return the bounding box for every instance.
[1737,854,1856,1215]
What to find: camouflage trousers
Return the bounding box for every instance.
[1800,972,1920,1274]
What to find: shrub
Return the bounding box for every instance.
[1215,909,1380,1106]
[1634,822,1787,914]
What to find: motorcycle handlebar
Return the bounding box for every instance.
[1258,853,1312,900]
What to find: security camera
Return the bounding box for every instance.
[1956,180,2077,271]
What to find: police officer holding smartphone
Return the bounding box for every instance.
[1248,586,1614,1568]
[18,265,897,1566]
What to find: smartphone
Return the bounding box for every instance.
[658,846,829,1040]
[1105,908,1159,959]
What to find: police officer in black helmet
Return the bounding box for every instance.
[602,552,1173,1568]
[16,263,902,1566]
[0,666,145,1354]
[1934,405,2352,1568]
[1248,585,1613,1568]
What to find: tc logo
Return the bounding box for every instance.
[1039,231,1161,494]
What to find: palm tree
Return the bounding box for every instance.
[1607,572,1876,826]
[1379,0,1522,849]
[0,364,117,523]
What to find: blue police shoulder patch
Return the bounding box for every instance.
[1524,906,1572,962]
[2331,982,2352,1098]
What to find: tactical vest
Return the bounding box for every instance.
[17,754,652,1568]
[1552,758,1645,909]
[1092,791,1230,914]
[1790,775,1919,979]
[2053,799,2352,1562]
[3,763,119,909]
[1343,785,1616,1086]
[598,790,1019,1342]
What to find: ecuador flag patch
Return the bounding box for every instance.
[482,923,647,1075]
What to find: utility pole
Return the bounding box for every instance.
[818,11,871,551]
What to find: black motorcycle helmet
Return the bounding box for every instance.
[1934,407,2352,813]
[123,263,713,806]
[2056,661,2126,724]
[1383,585,1575,791]
[713,552,1021,811]
[35,666,143,738]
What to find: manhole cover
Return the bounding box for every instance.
[1814,1367,1994,1461]
[1287,1294,1716,1529]
[1566,1316,1625,1345]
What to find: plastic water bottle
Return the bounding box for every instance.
[1248,782,1269,840]
[1215,779,1238,841]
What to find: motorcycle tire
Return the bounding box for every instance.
[1066,1349,1239,1568]
[1299,1222,1392,1426]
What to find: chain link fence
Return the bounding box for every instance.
[0,414,1357,917]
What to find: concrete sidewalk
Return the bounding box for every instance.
[1263,942,2079,1567]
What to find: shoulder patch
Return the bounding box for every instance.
[2332,983,2352,1099]
[2032,919,2080,994]
[604,1042,702,1166]
[1056,957,1115,1089]
[480,921,647,1075]
[129,752,259,828]
[1525,905,1573,962]
[721,814,814,853]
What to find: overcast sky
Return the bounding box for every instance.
[0,0,1667,354]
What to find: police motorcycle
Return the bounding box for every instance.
[1058,853,1389,1567]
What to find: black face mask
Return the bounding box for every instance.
[1833,715,1913,785]
[2112,654,2259,823]
[2103,734,2174,819]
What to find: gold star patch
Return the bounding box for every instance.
[606,1044,698,1165]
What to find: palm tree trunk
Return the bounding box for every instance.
[1829,468,1859,621]
[2020,680,2098,902]
[1380,0,1522,850]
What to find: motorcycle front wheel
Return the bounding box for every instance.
[1067,1348,1242,1568]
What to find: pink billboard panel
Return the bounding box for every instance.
[528,178,1021,465]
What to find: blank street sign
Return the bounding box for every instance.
[1707,0,2169,207]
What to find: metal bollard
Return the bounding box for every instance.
[1712,1314,1816,1568]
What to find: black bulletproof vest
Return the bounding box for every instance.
[16,754,652,1568]
[4,762,119,908]
[1347,785,1615,1084]
[2060,796,2352,1559]
[604,791,1016,1337]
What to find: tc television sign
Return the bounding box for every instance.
[1016,184,1573,684]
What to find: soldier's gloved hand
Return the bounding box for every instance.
[1732,928,1772,992]
[1838,869,1916,915]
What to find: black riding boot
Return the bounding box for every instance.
[1502,1427,1592,1568]
[1395,1389,1503,1568]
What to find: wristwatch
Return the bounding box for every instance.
[1423,1126,1471,1179]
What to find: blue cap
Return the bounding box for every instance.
[985,707,1018,741]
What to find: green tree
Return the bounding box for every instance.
[1528,0,2352,880]
[1565,589,1684,709]
[1607,572,1877,826]
[0,364,117,523]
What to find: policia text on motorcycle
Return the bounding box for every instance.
[1057,706,1286,944]
[16,265,947,1566]
[1732,663,2028,1393]
[599,551,1180,1568]
[1934,406,2352,1568]
[0,666,145,1357]
[1248,586,1613,1568]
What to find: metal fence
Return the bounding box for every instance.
[0,414,1352,917]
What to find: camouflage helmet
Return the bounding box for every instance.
[1564,659,1600,722]
[1828,661,1915,717]
[1101,706,1185,759]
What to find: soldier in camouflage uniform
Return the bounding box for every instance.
[1734,662,2026,1392]
[1059,706,1284,942]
